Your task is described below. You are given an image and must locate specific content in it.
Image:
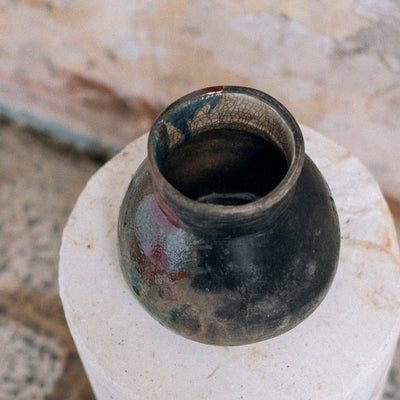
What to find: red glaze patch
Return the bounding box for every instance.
[139,239,189,300]
[203,86,223,94]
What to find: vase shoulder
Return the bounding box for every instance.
[118,154,340,345]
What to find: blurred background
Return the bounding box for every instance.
[0,1,399,398]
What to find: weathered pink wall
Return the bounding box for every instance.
[1,0,399,199]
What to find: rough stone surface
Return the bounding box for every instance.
[0,0,399,199]
[60,126,400,400]
[0,121,98,399]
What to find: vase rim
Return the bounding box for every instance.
[147,86,305,232]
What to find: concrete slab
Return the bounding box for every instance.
[60,127,400,400]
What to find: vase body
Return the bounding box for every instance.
[118,86,340,346]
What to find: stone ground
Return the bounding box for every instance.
[0,119,98,399]
[0,118,399,399]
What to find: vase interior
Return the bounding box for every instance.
[151,89,300,206]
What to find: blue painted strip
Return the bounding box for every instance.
[0,98,122,159]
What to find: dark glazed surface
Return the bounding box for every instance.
[118,155,340,345]
[118,86,340,345]
[162,128,288,205]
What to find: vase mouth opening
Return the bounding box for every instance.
[148,86,304,227]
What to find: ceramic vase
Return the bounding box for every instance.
[118,86,340,345]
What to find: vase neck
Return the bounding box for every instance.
[148,86,304,237]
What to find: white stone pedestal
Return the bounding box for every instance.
[59,126,400,400]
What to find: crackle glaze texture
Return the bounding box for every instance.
[118,87,340,345]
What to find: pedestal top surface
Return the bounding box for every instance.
[59,126,400,400]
